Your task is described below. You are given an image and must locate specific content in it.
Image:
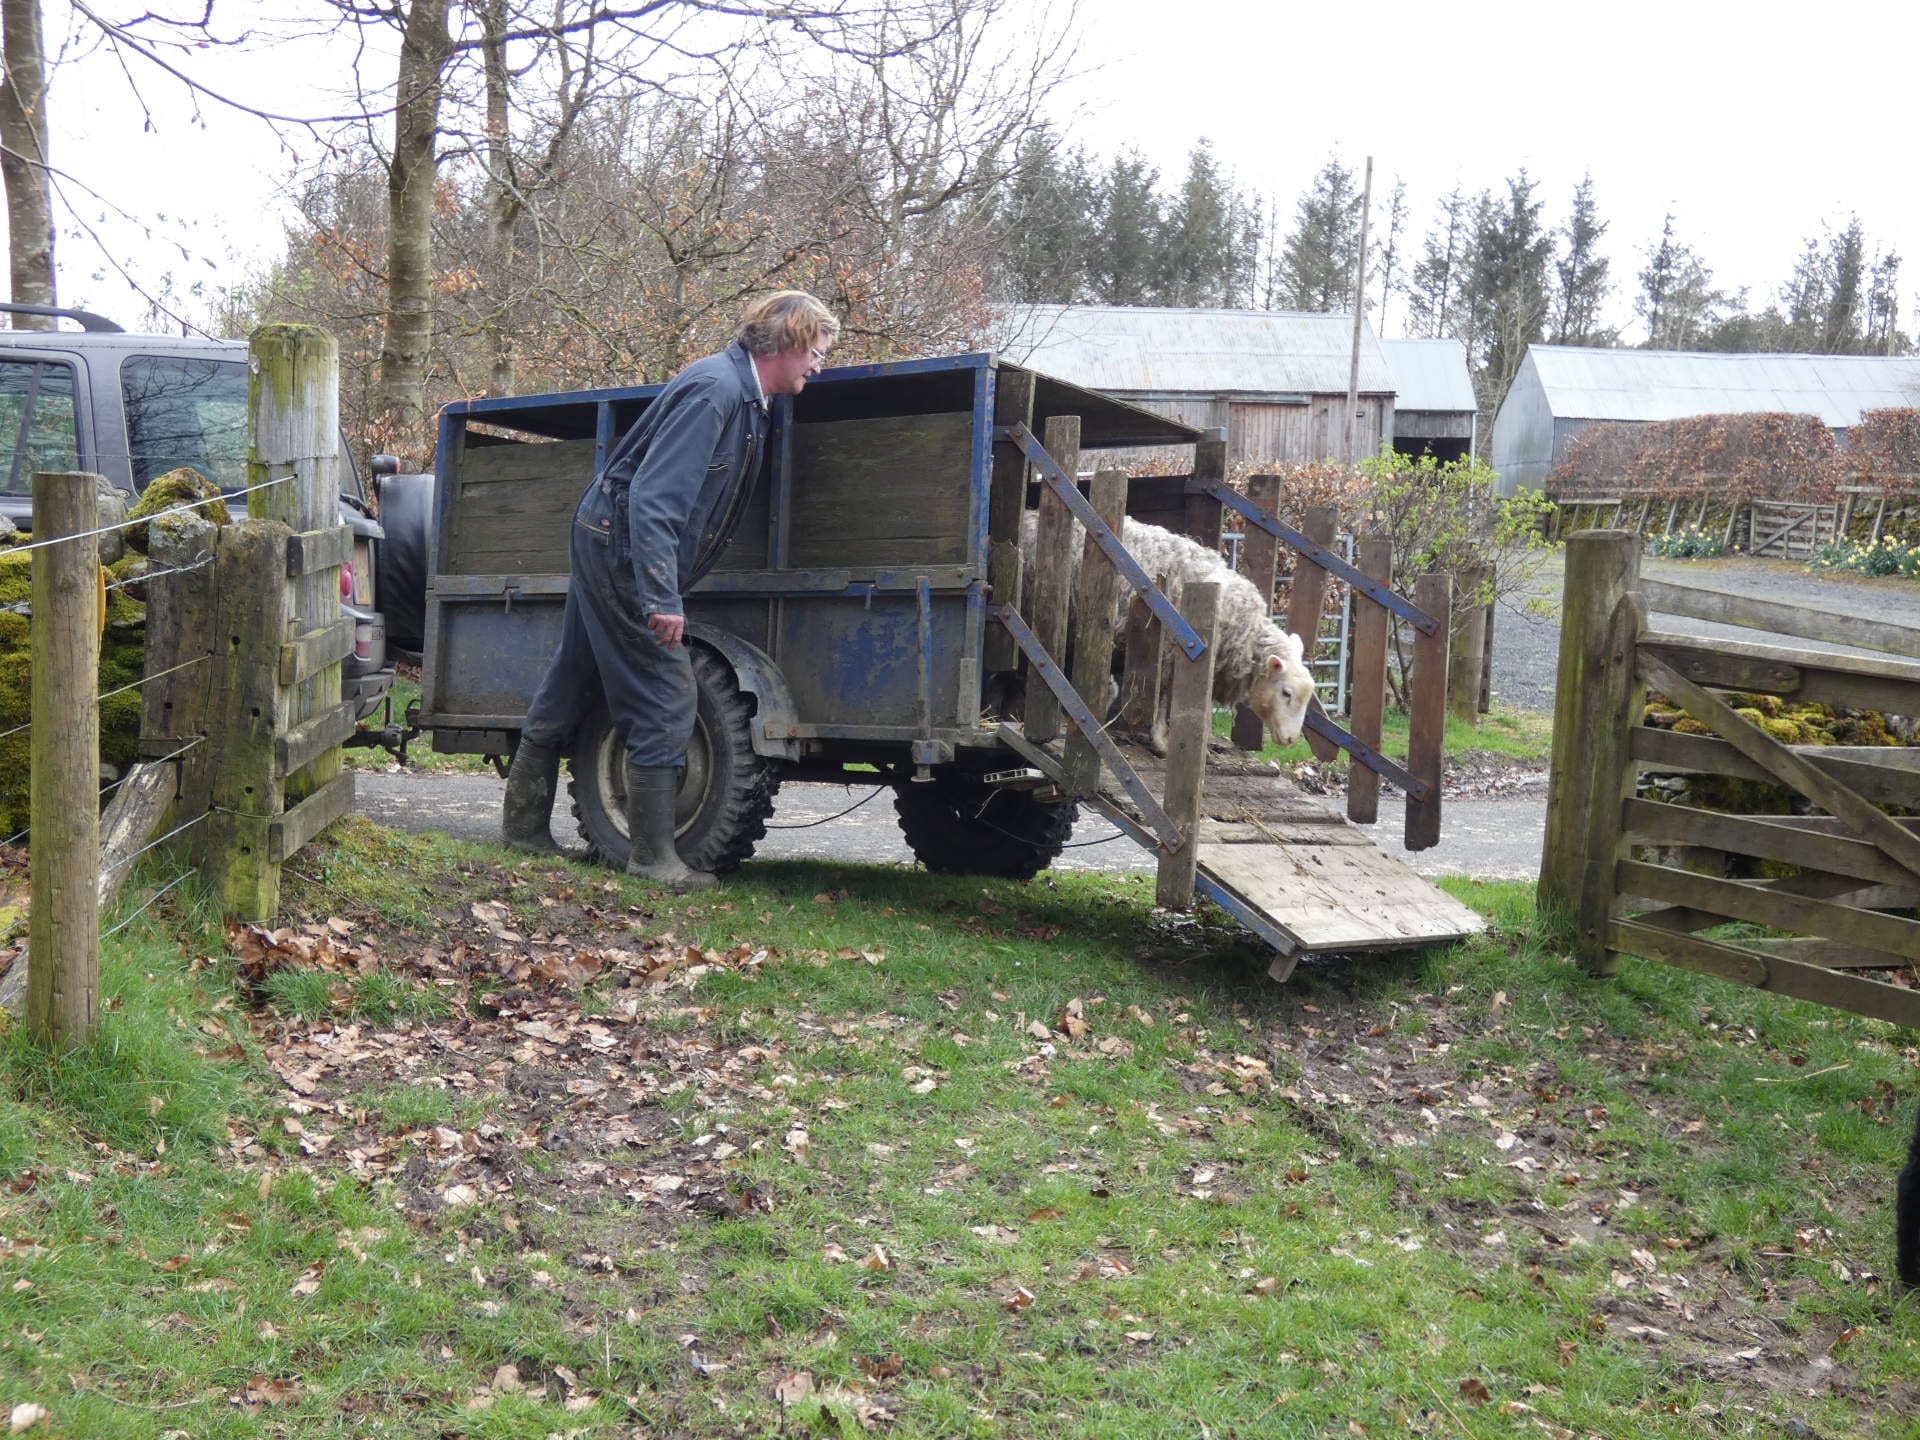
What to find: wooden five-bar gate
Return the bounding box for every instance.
[1542,530,1920,1027]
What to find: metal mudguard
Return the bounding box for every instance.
[684,623,801,761]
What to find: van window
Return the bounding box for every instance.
[0,360,80,494]
[121,355,249,493]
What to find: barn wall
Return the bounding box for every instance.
[1489,361,1556,495]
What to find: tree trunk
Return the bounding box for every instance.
[480,0,516,399]
[377,0,452,449]
[0,0,54,326]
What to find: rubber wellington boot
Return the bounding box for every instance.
[501,738,572,856]
[624,763,716,893]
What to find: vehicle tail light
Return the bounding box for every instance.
[354,622,376,661]
[340,559,354,600]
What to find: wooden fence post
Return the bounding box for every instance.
[1404,572,1450,851]
[1183,434,1227,550]
[1157,580,1219,911]
[1346,532,1391,826]
[1574,593,1647,977]
[1022,415,1080,745]
[1285,504,1339,762]
[1448,563,1492,724]
[1537,531,1640,917]
[1065,469,1127,794]
[1231,473,1282,750]
[1119,571,1170,735]
[26,472,100,1048]
[983,367,1034,675]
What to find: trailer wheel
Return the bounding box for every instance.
[893,769,1078,879]
[567,646,781,874]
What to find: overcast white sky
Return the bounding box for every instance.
[35,0,1920,342]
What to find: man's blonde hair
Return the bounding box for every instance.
[735,291,839,358]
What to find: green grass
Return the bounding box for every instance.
[0,834,1915,1437]
[1213,701,1555,767]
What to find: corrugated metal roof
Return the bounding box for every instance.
[996,304,1396,397]
[1526,344,1920,425]
[1381,338,1477,413]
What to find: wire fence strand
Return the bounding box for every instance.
[6,472,292,556]
[101,809,208,878]
[102,871,194,940]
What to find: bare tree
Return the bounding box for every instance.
[0,0,53,324]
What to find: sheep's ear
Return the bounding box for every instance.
[1283,632,1305,661]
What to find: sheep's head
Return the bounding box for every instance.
[1249,628,1315,746]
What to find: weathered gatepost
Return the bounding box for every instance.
[147,325,357,921]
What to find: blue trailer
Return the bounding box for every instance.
[416,352,1484,967]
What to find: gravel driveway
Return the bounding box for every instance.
[1489,551,1920,714]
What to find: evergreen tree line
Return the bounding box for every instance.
[989,139,1911,415]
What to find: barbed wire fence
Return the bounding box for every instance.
[1,326,358,1049]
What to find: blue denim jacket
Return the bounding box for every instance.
[577,342,767,616]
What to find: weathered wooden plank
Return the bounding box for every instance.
[1404,572,1451,852]
[984,368,1035,678]
[286,524,354,580]
[197,521,290,920]
[1739,936,1913,970]
[1575,594,1646,975]
[789,413,974,567]
[1119,579,1168,734]
[1201,840,1485,950]
[1346,532,1391,825]
[251,326,344,818]
[269,772,356,864]
[1638,627,1920,716]
[280,617,356,689]
[1639,578,1920,660]
[456,437,597,487]
[1540,532,1641,915]
[1640,649,1920,887]
[1609,918,1920,1029]
[1284,505,1340,764]
[276,701,359,779]
[1619,858,1920,961]
[1183,437,1227,548]
[1231,474,1284,752]
[1632,728,1920,809]
[1066,470,1128,794]
[1622,798,1919,888]
[1022,416,1081,745]
[1158,581,1219,909]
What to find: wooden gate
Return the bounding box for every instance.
[1541,531,1920,1027]
[1747,499,1838,559]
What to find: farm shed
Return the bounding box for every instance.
[1382,338,1476,463]
[997,304,1395,466]
[1489,344,1920,495]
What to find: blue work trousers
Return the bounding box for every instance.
[521,483,696,769]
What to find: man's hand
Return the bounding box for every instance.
[647,612,686,648]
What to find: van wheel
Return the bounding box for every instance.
[893,768,1078,879]
[567,646,781,874]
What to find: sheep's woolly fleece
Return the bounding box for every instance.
[1017,510,1315,746]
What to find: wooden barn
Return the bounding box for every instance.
[997,304,1395,466]
[1382,338,1477,463]
[1490,344,1920,495]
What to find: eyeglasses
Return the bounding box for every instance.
[808,346,830,365]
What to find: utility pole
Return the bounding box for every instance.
[1343,155,1374,465]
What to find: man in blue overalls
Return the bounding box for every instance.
[502,291,839,891]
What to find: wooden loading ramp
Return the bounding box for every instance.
[1060,736,1486,982]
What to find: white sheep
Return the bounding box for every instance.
[1016,510,1317,751]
